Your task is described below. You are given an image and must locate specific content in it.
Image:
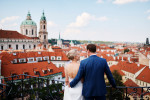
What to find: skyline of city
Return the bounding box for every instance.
[0,0,150,42]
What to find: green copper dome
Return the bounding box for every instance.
[21,11,37,26]
[40,11,46,21]
[21,20,36,26]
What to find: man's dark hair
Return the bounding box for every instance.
[87,44,96,53]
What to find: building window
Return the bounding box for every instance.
[35,71,40,75]
[43,56,49,61]
[34,45,36,49]
[16,44,18,50]
[44,25,45,29]
[44,35,46,39]
[26,29,28,35]
[57,56,62,60]
[29,45,31,49]
[43,70,48,74]
[1,45,3,50]
[28,58,34,62]
[12,59,17,64]
[44,45,46,48]
[32,29,34,35]
[19,58,26,63]
[51,56,55,60]
[9,44,11,49]
[36,57,42,62]
[23,45,25,49]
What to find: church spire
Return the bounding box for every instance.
[59,32,61,40]
[146,38,149,45]
[26,11,31,20]
[40,10,46,21]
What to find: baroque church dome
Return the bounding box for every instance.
[21,12,36,26]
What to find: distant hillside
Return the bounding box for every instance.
[79,40,114,45]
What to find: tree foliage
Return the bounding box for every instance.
[106,70,125,100]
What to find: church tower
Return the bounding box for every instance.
[20,11,37,37]
[57,33,62,47]
[39,11,48,48]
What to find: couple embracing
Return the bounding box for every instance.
[64,44,116,100]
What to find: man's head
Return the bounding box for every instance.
[86,44,96,56]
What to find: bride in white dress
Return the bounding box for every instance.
[64,49,84,100]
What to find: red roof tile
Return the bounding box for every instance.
[0,30,32,39]
[136,66,150,83]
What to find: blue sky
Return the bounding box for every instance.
[0,0,150,42]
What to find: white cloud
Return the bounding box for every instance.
[3,23,18,28]
[97,0,104,3]
[148,16,150,20]
[146,9,150,13]
[68,12,108,28]
[113,0,149,5]
[47,21,57,27]
[96,16,108,21]
[68,12,93,27]
[0,16,20,24]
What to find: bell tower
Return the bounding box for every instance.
[39,11,48,48]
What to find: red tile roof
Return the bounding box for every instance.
[136,66,150,83]
[118,61,145,74]
[0,51,69,65]
[0,30,32,39]
[1,62,62,78]
[110,65,125,76]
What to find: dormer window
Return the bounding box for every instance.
[27,57,34,62]
[43,56,49,61]
[57,56,62,60]
[36,57,42,62]
[48,68,53,72]
[11,73,17,78]
[51,56,55,60]
[42,69,48,74]
[34,71,40,75]
[13,53,16,56]
[19,58,26,63]
[24,72,29,75]
[12,59,17,64]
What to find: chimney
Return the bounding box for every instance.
[113,56,116,60]
[122,57,124,61]
[128,57,130,62]
[137,63,140,67]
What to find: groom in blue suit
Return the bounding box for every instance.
[70,44,116,100]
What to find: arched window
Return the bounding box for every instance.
[44,45,46,48]
[29,45,31,49]
[44,35,46,39]
[32,29,34,35]
[23,45,25,49]
[26,29,27,35]
[16,44,18,50]
[9,44,11,49]
[1,45,3,50]
[44,25,45,29]
[34,45,36,49]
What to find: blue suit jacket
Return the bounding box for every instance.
[70,55,116,97]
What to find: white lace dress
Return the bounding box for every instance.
[64,78,84,100]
